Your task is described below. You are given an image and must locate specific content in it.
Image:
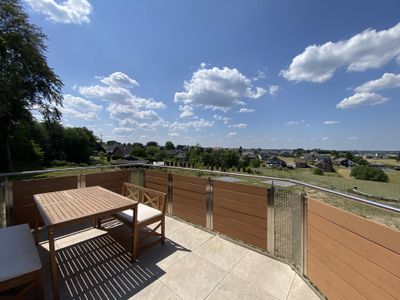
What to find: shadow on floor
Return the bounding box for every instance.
[37,222,189,299]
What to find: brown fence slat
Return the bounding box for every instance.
[309,199,400,254]
[86,171,130,194]
[213,180,266,196]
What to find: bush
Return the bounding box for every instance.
[350,165,388,182]
[313,168,324,175]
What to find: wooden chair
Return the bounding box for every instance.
[0,224,43,299]
[113,182,167,257]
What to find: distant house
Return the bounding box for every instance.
[334,158,354,168]
[315,156,334,172]
[258,152,270,161]
[294,158,308,168]
[301,151,319,162]
[266,157,287,168]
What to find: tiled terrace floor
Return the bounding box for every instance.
[36,216,320,300]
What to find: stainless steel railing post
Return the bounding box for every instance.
[300,192,308,276]
[206,177,214,230]
[267,184,275,254]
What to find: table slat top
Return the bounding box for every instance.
[34,186,137,227]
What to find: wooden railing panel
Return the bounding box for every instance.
[86,171,130,194]
[308,199,400,300]
[12,176,78,228]
[213,180,267,250]
[144,170,168,194]
[172,175,206,226]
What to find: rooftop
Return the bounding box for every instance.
[36,216,319,300]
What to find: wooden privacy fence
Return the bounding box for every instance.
[308,199,400,300]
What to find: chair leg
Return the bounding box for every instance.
[36,270,44,300]
[161,216,165,245]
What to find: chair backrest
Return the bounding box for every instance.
[122,182,167,213]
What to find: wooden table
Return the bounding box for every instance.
[33,186,138,300]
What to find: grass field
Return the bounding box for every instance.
[366,158,400,167]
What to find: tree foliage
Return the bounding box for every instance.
[0,0,63,170]
[165,141,175,150]
[350,165,388,182]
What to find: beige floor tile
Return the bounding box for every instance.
[193,236,248,271]
[167,225,213,250]
[160,253,226,300]
[287,274,320,300]
[206,273,278,300]
[231,251,295,299]
[137,239,191,271]
[129,280,181,299]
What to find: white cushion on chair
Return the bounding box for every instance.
[0,224,42,282]
[116,203,163,224]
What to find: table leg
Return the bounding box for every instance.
[34,206,39,245]
[131,206,138,262]
[48,227,59,300]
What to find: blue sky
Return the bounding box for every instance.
[24,0,400,150]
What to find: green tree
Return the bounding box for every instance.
[222,150,239,169]
[350,165,388,182]
[63,127,98,163]
[0,0,63,170]
[146,141,158,147]
[165,141,175,150]
[353,156,368,165]
[130,144,146,157]
[249,158,261,168]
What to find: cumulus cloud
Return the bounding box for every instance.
[228,132,237,137]
[321,137,330,141]
[281,23,400,83]
[174,66,266,111]
[238,108,255,113]
[229,123,247,128]
[76,72,167,133]
[323,120,340,125]
[25,0,92,24]
[179,105,195,118]
[355,73,400,93]
[99,72,139,88]
[337,92,388,109]
[348,136,358,140]
[213,114,231,124]
[170,119,214,131]
[268,85,280,96]
[61,94,101,120]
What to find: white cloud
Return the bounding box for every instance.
[252,70,266,81]
[337,92,388,109]
[268,85,280,96]
[174,66,266,111]
[168,132,180,137]
[322,137,330,141]
[170,119,214,132]
[213,114,231,124]
[99,72,139,88]
[63,94,101,111]
[228,132,237,137]
[355,73,400,92]
[61,94,101,120]
[323,120,340,125]
[179,105,195,118]
[25,0,92,24]
[75,72,167,133]
[348,136,358,140]
[229,123,247,129]
[238,108,255,113]
[281,23,400,83]
[113,127,135,134]
[285,120,305,125]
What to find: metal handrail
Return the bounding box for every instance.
[1,162,399,214]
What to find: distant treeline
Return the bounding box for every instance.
[0,120,100,171]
